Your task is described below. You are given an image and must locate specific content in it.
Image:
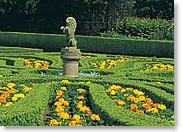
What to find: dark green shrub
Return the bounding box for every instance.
[102,17,174,41]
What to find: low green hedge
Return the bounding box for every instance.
[92,79,174,110]
[88,83,174,126]
[0,83,51,126]
[0,32,173,58]
[0,46,43,53]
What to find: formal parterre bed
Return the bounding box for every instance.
[0,46,174,126]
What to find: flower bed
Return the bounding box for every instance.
[0,46,174,126]
[46,80,105,126]
[143,63,174,72]
[105,84,174,121]
[0,82,35,108]
[23,58,50,69]
[88,56,131,70]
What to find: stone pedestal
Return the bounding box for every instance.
[61,47,81,77]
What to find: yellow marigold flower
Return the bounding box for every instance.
[126,96,135,102]
[54,101,62,106]
[158,104,166,110]
[90,114,100,121]
[166,64,174,71]
[61,80,70,84]
[115,100,126,106]
[58,98,65,102]
[76,102,83,110]
[138,96,146,102]
[14,93,25,98]
[5,102,13,107]
[110,90,116,95]
[7,83,16,89]
[63,100,69,106]
[77,96,84,100]
[69,120,77,126]
[34,62,42,69]
[73,114,81,123]
[133,98,140,104]
[85,107,91,114]
[146,109,151,113]
[79,106,87,112]
[23,86,32,92]
[120,88,126,93]
[8,88,16,94]
[77,88,86,94]
[58,112,70,120]
[146,108,158,113]
[43,61,49,69]
[12,96,18,102]
[55,106,65,113]
[152,108,158,113]
[113,85,122,91]
[49,119,59,126]
[133,89,144,97]
[60,87,67,91]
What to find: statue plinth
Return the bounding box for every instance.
[61,47,81,77]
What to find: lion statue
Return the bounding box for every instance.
[60,17,77,48]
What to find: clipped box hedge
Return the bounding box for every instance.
[88,83,174,126]
[0,32,173,58]
[0,83,51,126]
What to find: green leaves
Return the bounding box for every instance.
[110,17,174,40]
[0,83,51,126]
[88,83,174,126]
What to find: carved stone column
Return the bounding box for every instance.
[61,47,81,77]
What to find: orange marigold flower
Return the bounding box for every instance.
[76,101,83,109]
[58,112,70,120]
[90,114,100,121]
[145,98,153,105]
[69,120,77,126]
[49,119,59,126]
[142,103,151,110]
[56,90,64,97]
[130,104,138,112]
[136,109,144,115]
[152,103,159,108]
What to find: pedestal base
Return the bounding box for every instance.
[61,47,81,77]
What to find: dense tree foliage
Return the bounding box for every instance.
[134,0,174,19]
[0,0,174,35]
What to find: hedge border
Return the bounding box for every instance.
[0,32,174,58]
